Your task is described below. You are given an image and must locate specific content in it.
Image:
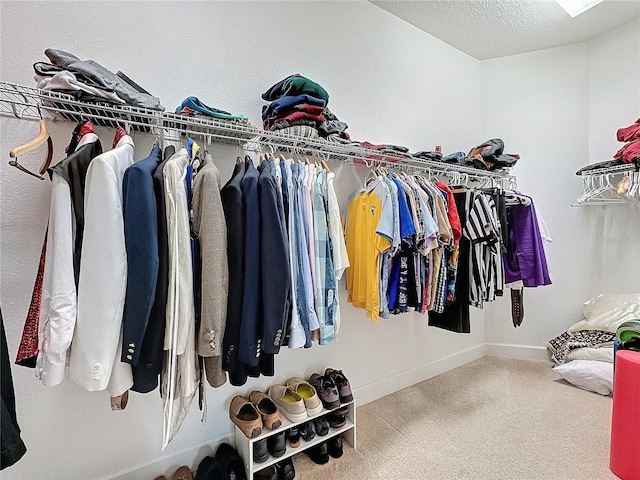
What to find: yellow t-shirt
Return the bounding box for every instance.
[345,179,393,322]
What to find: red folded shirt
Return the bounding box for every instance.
[617,119,640,143]
[264,111,325,130]
[614,138,640,163]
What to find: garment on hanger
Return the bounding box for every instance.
[68,131,134,396]
[192,153,228,388]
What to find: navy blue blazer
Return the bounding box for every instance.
[130,145,174,393]
[258,160,291,355]
[238,157,262,367]
[121,146,162,367]
[221,160,248,386]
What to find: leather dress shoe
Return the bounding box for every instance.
[253,438,269,463]
[306,442,329,465]
[276,457,295,480]
[194,456,223,480]
[299,421,315,441]
[214,443,247,480]
[254,465,278,480]
[326,411,346,428]
[313,416,329,436]
[267,431,286,458]
[287,426,301,448]
[327,435,343,458]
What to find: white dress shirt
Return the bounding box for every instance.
[69,135,134,395]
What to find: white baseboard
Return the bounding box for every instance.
[99,432,235,480]
[485,342,551,362]
[353,344,487,406]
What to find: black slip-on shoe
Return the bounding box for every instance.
[254,465,278,480]
[326,411,346,428]
[253,438,269,463]
[215,443,247,480]
[267,431,286,458]
[286,426,301,448]
[276,457,295,480]
[313,416,329,436]
[327,435,343,458]
[194,456,224,480]
[306,442,329,465]
[299,421,315,442]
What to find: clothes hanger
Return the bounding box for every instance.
[9,106,53,180]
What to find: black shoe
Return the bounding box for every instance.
[215,443,247,480]
[306,441,329,465]
[326,411,346,428]
[195,455,224,480]
[327,435,343,458]
[253,438,269,463]
[275,457,295,480]
[267,431,286,458]
[313,416,329,436]
[299,421,315,441]
[286,426,301,448]
[324,368,353,403]
[254,465,278,480]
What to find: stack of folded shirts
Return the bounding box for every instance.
[34,49,163,111]
[360,142,413,161]
[261,74,350,140]
[466,138,519,171]
[614,118,640,163]
[175,96,248,122]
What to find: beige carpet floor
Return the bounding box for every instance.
[291,356,616,480]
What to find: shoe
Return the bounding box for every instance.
[267,431,286,458]
[194,456,224,480]
[254,465,278,480]
[249,391,282,430]
[215,443,247,480]
[229,395,262,439]
[171,466,193,480]
[313,416,329,436]
[324,369,353,403]
[253,438,269,463]
[299,420,315,441]
[286,377,323,416]
[309,373,340,409]
[275,457,295,480]
[268,385,307,423]
[326,411,346,428]
[306,442,329,465]
[286,426,301,448]
[327,435,343,458]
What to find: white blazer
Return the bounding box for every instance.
[69,135,134,395]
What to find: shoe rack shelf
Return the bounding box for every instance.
[234,400,356,478]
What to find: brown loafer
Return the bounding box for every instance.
[171,466,193,480]
[229,395,263,438]
[249,390,283,430]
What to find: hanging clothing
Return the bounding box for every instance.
[1,309,27,470]
[131,145,174,393]
[161,147,198,449]
[68,134,134,396]
[220,161,248,386]
[258,159,291,354]
[192,154,228,388]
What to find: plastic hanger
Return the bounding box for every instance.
[9,115,53,180]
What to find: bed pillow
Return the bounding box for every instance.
[565,347,614,364]
[568,293,640,333]
[553,360,613,395]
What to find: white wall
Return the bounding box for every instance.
[483,19,640,352]
[0,2,486,479]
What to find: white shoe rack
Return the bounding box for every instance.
[234,399,356,478]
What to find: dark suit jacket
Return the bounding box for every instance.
[130,145,175,393]
[121,146,162,366]
[238,157,262,367]
[221,161,248,386]
[258,160,291,355]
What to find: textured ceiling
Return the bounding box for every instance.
[371,0,640,60]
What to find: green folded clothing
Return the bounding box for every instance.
[616,320,640,342]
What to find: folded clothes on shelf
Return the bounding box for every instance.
[176,96,248,121]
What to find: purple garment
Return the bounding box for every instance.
[503,198,551,287]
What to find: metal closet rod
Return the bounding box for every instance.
[0,80,515,181]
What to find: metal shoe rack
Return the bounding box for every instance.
[234,399,356,478]
[0,81,516,185]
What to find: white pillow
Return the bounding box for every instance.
[568,293,640,333]
[565,347,614,364]
[553,360,613,395]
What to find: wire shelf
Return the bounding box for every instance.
[0,80,516,183]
